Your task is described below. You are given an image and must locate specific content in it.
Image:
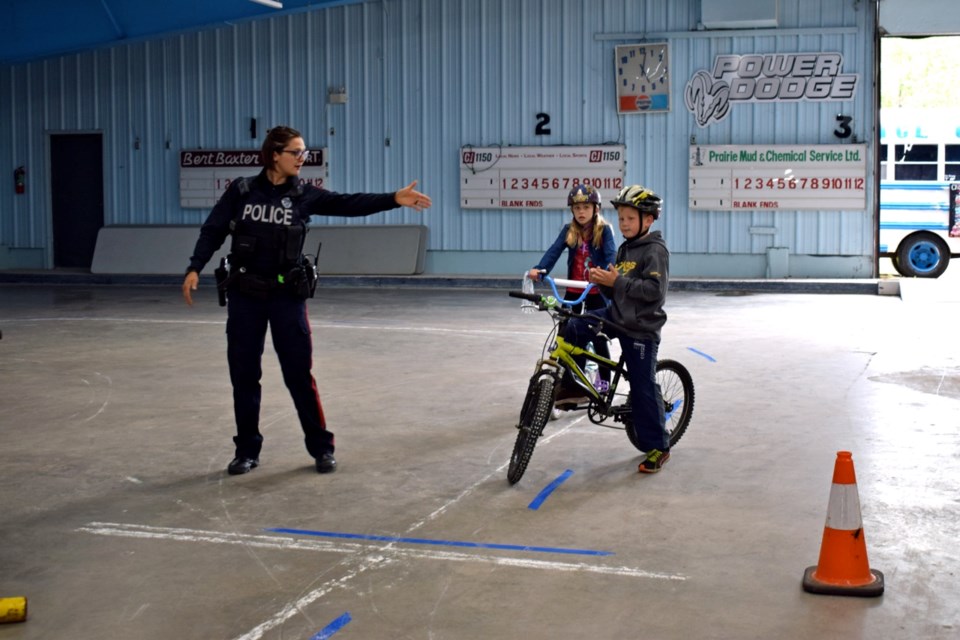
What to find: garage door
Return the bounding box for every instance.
[880,0,960,36]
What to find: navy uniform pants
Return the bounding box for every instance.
[226,290,332,460]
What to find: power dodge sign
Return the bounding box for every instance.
[684,52,859,128]
[179,149,328,209]
[460,145,626,210]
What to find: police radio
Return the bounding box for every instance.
[301,240,321,299]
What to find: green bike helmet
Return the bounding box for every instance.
[610,184,662,219]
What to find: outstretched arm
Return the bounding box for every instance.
[394,180,432,211]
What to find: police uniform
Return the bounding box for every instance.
[186,171,399,468]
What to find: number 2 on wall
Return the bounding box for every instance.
[535,113,551,136]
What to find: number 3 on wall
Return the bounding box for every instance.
[535,112,551,136]
[834,114,852,139]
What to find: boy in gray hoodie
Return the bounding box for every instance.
[559,184,671,473]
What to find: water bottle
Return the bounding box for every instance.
[520,272,537,314]
[585,356,599,386]
[585,366,609,393]
[584,344,608,392]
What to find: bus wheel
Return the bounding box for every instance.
[896,233,950,278]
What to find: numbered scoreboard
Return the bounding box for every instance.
[460,145,626,210]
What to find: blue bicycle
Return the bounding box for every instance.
[507,276,695,484]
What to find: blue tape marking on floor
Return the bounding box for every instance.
[266,527,613,556]
[665,399,682,420]
[310,612,352,640]
[687,347,716,362]
[528,469,574,510]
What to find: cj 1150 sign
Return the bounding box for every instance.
[460,145,625,210]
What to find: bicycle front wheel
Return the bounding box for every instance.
[624,359,695,451]
[508,376,555,484]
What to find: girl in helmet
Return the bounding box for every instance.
[563,184,671,473]
[528,183,617,383]
[528,184,616,310]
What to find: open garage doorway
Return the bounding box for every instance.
[878,2,960,278]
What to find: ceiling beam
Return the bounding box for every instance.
[97,0,125,38]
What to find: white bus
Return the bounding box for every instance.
[880,107,960,278]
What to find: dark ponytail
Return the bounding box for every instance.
[260,126,302,169]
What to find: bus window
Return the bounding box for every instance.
[895,143,938,180]
[945,144,960,181]
[880,143,888,180]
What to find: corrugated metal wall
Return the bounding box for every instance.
[0,0,876,275]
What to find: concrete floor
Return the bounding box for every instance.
[1,278,959,639]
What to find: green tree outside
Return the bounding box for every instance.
[881,36,960,108]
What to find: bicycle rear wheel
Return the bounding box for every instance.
[624,359,695,450]
[659,359,694,447]
[508,376,555,484]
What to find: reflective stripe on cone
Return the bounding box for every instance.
[802,451,884,597]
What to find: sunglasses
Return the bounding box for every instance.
[280,148,310,160]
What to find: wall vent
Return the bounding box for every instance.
[701,0,779,29]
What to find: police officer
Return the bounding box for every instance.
[182,125,432,476]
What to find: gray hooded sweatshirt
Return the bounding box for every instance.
[601,229,669,341]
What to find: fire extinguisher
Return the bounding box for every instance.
[14,166,25,195]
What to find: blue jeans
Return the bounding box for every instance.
[562,308,668,452]
[226,290,332,460]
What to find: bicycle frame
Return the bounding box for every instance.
[524,286,630,422]
[552,337,624,408]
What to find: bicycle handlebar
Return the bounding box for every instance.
[549,277,590,289]
[509,288,631,336]
[525,273,600,307]
[508,291,541,303]
[543,276,593,305]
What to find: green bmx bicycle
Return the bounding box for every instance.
[507,276,694,484]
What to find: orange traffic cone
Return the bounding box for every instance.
[802,451,884,597]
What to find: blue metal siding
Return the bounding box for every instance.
[660,10,873,260]
[0,0,876,274]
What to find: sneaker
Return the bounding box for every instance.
[638,449,670,474]
[227,457,259,475]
